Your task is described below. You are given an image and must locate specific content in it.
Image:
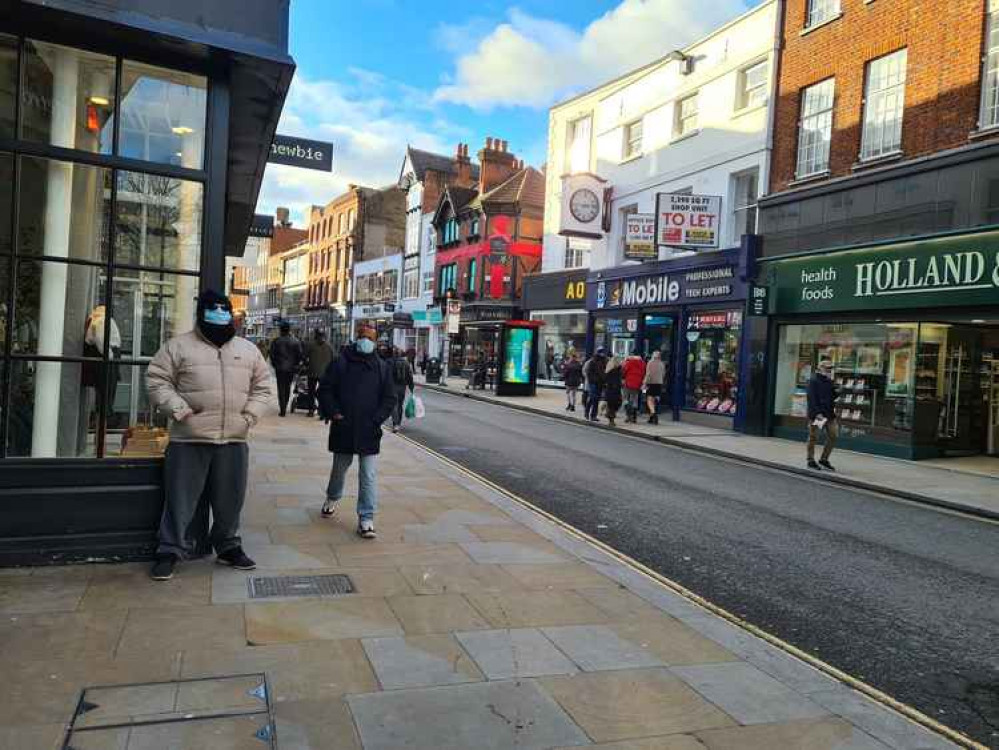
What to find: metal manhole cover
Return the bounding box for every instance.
[248,574,355,599]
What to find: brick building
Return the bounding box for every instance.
[431,138,544,374]
[751,0,999,463]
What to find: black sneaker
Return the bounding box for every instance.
[819,460,836,472]
[357,519,377,539]
[807,459,821,470]
[216,547,256,570]
[150,554,177,581]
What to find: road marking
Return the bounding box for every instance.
[396,430,988,750]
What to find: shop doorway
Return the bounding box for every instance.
[643,315,675,409]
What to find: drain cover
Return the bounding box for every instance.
[248,574,355,599]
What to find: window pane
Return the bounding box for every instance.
[0,255,9,352]
[17,156,111,262]
[111,269,198,359]
[0,34,15,138]
[105,364,168,457]
[119,61,206,169]
[685,312,742,413]
[13,259,110,358]
[861,50,907,159]
[22,40,116,154]
[0,152,11,254]
[115,170,203,270]
[6,359,99,458]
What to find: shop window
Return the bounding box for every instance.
[119,61,206,169]
[685,311,742,416]
[0,153,12,255]
[796,78,835,179]
[6,359,98,458]
[982,0,999,130]
[110,270,199,359]
[531,312,587,381]
[860,49,907,161]
[106,364,166,456]
[22,40,117,154]
[0,35,16,137]
[114,171,203,271]
[594,316,638,360]
[737,60,769,111]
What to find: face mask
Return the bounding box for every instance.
[203,308,232,326]
[356,338,376,354]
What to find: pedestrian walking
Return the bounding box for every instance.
[643,350,666,424]
[389,347,415,433]
[305,330,335,417]
[544,342,555,380]
[583,348,608,422]
[603,356,623,426]
[317,324,397,539]
[269,322,303,417]
[562,351,583,412]
[621,349,647,424]
[146,290,275,581]
[806,358,839,471]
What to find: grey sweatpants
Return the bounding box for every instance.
[157,442,248,558]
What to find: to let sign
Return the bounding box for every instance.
[655,193,722,250]
[269,135,334,172]
[625,213,656,260]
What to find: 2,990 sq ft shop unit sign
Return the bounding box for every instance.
[769,231,999,314]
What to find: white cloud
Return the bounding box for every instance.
[256,72,467,226]
[434,0,747,111]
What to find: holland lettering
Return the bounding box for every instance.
[855,251,990,296]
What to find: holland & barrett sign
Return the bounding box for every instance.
[769,231,999,314]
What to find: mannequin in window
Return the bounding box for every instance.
[81,305,122,426]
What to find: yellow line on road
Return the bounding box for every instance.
[396,431,987,750]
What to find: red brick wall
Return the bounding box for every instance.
[771,0,994,194]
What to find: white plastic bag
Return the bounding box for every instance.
[414,396,426,419]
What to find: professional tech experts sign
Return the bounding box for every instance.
[769,231,999,314]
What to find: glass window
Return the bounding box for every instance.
[403,267,419,299]
[0,153,11,255]
[796,79,835,178]
[105,363,167,457]
[738,61,769,110]
[566,115,592,174]
[685,311,742,415]
[806,0,840,28]
[594,316,637,360]
[13,259,108,358]
[861,49,907,161]
[982,1,999,129]
[0,34,16,138]
[675,94,698,138]
[0,256,9,352]
[468,258,477,294]
[17,156,111,262]
[111,270,198,359]
[22,40,116,154]
[624,120,643,159]
[732,169,760,238]
[119,60,206,169]
[564,238,591,269]
[114,170,203,270]
[774,322,918,437]
[531,312,587,381]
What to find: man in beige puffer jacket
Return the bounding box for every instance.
[146,290,275,580]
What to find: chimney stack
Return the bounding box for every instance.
[276,207,290,227]
[454,141,474,187]
[478,136,520,194]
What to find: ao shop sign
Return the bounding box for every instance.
[591,265,740,310]
[770,231,999,314]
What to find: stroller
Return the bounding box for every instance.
[289,371,313,414]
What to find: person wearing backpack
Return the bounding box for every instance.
[388,347,415,433]
[317,325,396,539]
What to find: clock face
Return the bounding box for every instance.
[569,188,600,223]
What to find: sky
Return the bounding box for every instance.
[256,0,756,226]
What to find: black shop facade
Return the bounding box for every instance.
[585,243,754,430]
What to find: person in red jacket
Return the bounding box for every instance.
[621,349,647,424]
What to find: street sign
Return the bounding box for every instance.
[269,135,334,172]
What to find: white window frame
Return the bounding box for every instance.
[860,49,907,161]
[566,115,592,174]
[806,0,840,29]
[675,94,699,138]
[982,1,999,130]
[796,78,835,179]
[564,238,591,270]
[737,60,769,111]
[731,169,760,239]
[623,120,643,160]
[403,257,420,300]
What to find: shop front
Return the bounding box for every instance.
[522,269,588,383]
[448,304,517,377]
[762,230,999,460]
[586,246,752,429]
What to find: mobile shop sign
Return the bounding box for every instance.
[269,135,334,172]
[624,214,656,259]
[655,193,722,249]
[592,265,740,310]
[769,232,999,314]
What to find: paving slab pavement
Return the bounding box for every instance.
[0,415,973,750]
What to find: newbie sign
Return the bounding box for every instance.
[655,193,722,250]
[269,135,334,172]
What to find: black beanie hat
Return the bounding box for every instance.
[196,289,232,318]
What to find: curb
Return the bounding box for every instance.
[420,383,999,523]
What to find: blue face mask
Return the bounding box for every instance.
[356,338,376,355]
[203,308,232,326]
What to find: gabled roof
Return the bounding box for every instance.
[431,183,480,227]
[480,167,545,211]
[400,146,481,183]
